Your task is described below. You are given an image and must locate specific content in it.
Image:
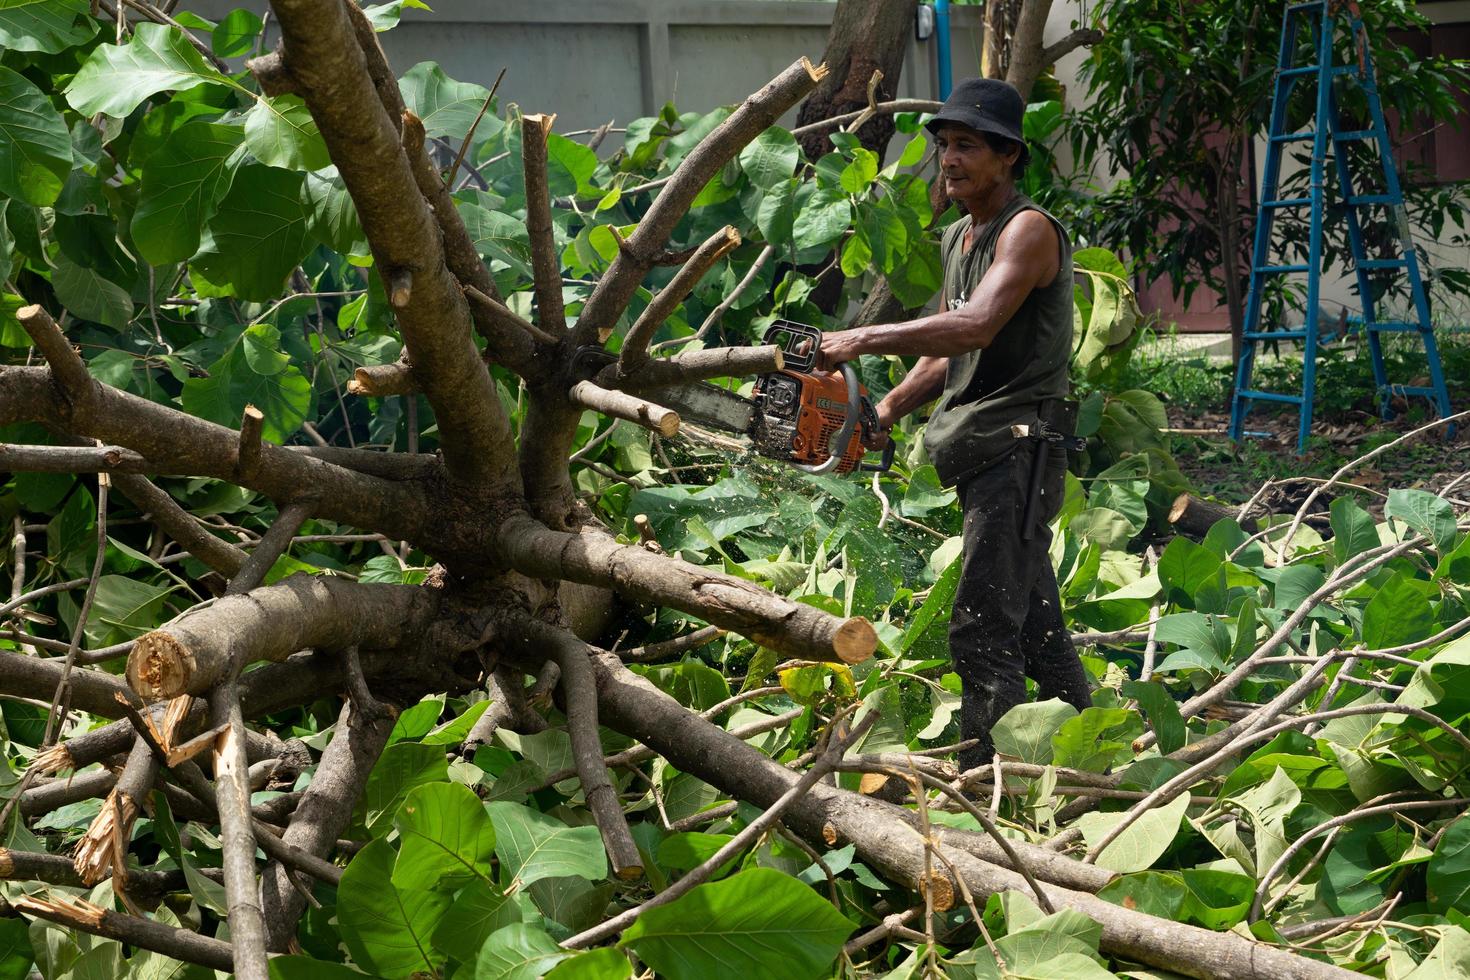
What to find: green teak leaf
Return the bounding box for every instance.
[192,164,311,301]
[0,0,95,53]
[0,66,73,207]
[391,781,497,892]
[337,838,449,977]
[66,23,232,118]
[473,923,569,980]
[484,801,608,888]
[620,868,854,980]
[132,121,242,265]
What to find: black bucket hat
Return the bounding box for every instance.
[926,77,1029,164]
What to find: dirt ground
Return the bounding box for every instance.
[1165,401,1470,517]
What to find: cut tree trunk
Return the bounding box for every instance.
[1168,493,1239,540]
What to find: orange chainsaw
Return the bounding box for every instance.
[650,321,894,475]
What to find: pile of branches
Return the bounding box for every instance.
[0,3,1461,979]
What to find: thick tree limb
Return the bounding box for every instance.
[604,345,783,391]
[18,305,92,405]
[1,367,432,554]
[570,58,826,348]
[0,847,216,897]
[348,358,415,398]
[589,655,1355,980]
[268,0,515,487]
[0,443,150,473]
[498,614,642,879]
[261,698,395,950]
[567,382,680,438]
[126,576,439,700]
[19,770,116,819]
[614,226,741,356]
[521,113,567,335]
[13,895,236,973]
[208,687,269,980]
[0,649,131,717]
[498,516,874,663]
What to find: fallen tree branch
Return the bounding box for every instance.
[564,706,878,947]
[261,698,393,949]
[126,575,438,699]
[588,653,1355,980]
[567,381,680,437]
[521,112,567,335]
[498,515,875,664]
[570,58,826,348]
[13,895,236,973]
[604,345,784,391]
[498,614,643,880]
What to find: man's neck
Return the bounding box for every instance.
[965,183,1018,227]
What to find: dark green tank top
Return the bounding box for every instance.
[920,193,1073,487]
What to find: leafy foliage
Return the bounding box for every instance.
[1,7,1468,980]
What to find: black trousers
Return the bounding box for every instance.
[949,442,1092,773]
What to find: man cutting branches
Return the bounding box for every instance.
[817,78,1092,772]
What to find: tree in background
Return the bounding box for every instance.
[1068,0,1470,364]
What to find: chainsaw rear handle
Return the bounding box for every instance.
[791,361,861,475]
[860,438,895,473]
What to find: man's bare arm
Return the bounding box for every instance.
[875,355,947,430]
[818,211,1059,367]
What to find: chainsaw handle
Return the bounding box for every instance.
[860,439,895,473]
[791,362,861,475]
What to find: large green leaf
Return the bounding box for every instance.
[1360,570,1434,650]
[0,917,32,980]
[990,699,1078,766]
[66,23,232,118]
[337,838,449,977]
[792,186,852,250]
[192,164,310,300]
[391,782,497,893]
[1076,792,1190,873]
[620,868,853,980]
[0,0,94,53]
[473,923,569,980]
[1427,815,1470,914]
[545,948,633,980]
[430,877,521,964]
[357,740,449,836]
[84,575,172,647]
[0,67,72,207]
[302,170,367,256]
[1330,496,1381,568]
[1386,488,1458,555]
[49,253,132,329]
[243,96,332,171]
[180,323,313,444]
[398,61,497,141]
[484,801,608,889]
[268,956,382,980]
[738,127,799,189]
[132,121,242,265]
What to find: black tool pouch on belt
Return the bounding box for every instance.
[1039,399,1087,460]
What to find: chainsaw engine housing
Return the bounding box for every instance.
[751,368,877,474]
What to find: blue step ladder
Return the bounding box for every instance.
[1228,0,1453,453]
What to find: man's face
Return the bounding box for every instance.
[934,124,1016,206]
